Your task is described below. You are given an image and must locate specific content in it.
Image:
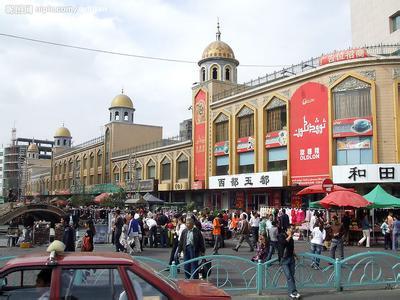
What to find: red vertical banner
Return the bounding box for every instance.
[193,90,207,183]
[290,82,329,186]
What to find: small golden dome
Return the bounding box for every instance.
[110,94,133,109]
[202,40,236,60]
[27,143,39,153]
[54,127,71,138]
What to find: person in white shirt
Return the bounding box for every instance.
[249,212,260,249]
[310,223,326,269]
[145,215,158,248]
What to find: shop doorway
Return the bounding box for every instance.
[252,194,268,211]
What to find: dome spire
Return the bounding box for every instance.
[216,18,221,41]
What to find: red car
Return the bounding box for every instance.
[0,252,230,300]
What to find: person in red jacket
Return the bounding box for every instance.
[212,213,222,255]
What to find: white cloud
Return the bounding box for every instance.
[0,0,351,146]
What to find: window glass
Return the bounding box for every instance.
[60,268,125,300]
[238,115,254,137]
[216,155,229,166]
[336,137,373,165]
[268,147,287,161]
[212,67,218,80]
[177,160,188,179]
[239,152,254,174]
[225,68,230,81]
[135,167,142,180]
[266,106,286,133]
[147,165,156,179]
[333,88,371,119]
[126,270,167,300]
[215,121,229,142]
[161,162,171,181]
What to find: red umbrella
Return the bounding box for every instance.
[319,191,371,209]
[296,184,354,195]
[94,193,109,204]
[56,199,68,207]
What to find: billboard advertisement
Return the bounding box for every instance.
[265,130,288,148]
[333,116,373,138]
[290,82,329,185]
[193,90,207,182]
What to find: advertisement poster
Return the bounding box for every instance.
[337,137,371,150]
[214,141,229,156]
[235,191,245,209]
[193,90,207,183]
[265,130,288,148]
[333,116,373,138]
[236,136,255,153]
[290,82,329,185]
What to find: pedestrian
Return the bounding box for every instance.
[212,213,222,255]
[127,213,142,253]
[358,214,371,248]
[279,209,290,233]
[168,218,179,266]
[157,212,169,248]
[146,213,158,248]
[259,213,267,239]
[251,235,268,262]
[330,215,345,260]
[380,218,392,250]
[266,221,279,261]
[63,218,75,252]
[250,212,260,248]
[114,209,125,252]
[342,211,351,246]
[120,215,130,253]
[229,213,239,238]
[233,213,254,252]
[178,218,205,279]
[278,226,300,299]
[310,222,326,269]
[81,219,95,252]
[392,216,400,251]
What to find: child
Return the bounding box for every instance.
[251,235,268,262]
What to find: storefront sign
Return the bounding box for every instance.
[333,164,400,184]
[209,171,284,189]
[237,136,255,153]
[319,48,368,66]
[290,82,330,186]
[174,182,188,190]
[130,179,158,192]
[214,141,229,156]
[333,116,373,138]
[265,130,288,148]
[194,90,207,181]
[192,180,204,190]
[337,137,371,150]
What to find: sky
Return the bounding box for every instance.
[0,0,351,147]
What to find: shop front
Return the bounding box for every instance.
[209,171,286,211]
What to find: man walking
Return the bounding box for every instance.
[266,221,279,261]
[233,213,254,252]
[157,212,169,248]
[178,218,205,279]
[279,209,290,233]
[330,215,345,260]
[114,209,125,252]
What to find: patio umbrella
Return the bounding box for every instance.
[318,190,372,209]
[297,184,354,195]
[94,193,109,204]
[55,199,68,207]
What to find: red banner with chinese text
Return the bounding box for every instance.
[193,90,207,182]
[290,82,329,186]
[319,48,368,65]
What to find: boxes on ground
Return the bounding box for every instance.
[33,221,50,245]
[20,242,31,248]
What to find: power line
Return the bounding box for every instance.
[0,32,289,68]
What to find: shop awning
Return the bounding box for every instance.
[364,185,400,208]
[94,193,110,204]
[143,193,164,204]
[125,198,147,205]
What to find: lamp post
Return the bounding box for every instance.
[128,153,139,199]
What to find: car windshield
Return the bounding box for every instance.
[134,260,178,290]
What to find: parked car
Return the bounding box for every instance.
[0,251,230,300]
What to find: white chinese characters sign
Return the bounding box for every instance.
[209,171,285,189]
[333,164,400,184]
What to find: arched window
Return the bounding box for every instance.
[124,112,129,121]
[177,155,188,179]
[110,112,112,121]
[63,139,66,146]
[161,157,171,181]
[225,67,230,81]
[212,67,218,80]
[57,140,60,146]
[147,160,156,179]
[201,67,206,81]
[131,113,133,121]
[115,111,120,121]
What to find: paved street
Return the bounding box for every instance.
[1,235,400,299]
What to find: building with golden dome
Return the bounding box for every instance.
[22,23,400,212]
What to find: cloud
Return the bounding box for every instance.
[0,0,351,146]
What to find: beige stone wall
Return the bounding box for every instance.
[207,59,400,183]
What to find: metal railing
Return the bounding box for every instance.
[54,136,104,157]
[213,43,400,102]
[112,135,190,158]
[134,251,400,295]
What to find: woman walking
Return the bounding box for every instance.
[381,218,392,250]
[81,219,96,252]
[310,223,326,269]
[358,214,371,248]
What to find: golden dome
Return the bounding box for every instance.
[202,40,236,60]
[110,94,133,109]
[54,127,71,138]
[27,143,39,153]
